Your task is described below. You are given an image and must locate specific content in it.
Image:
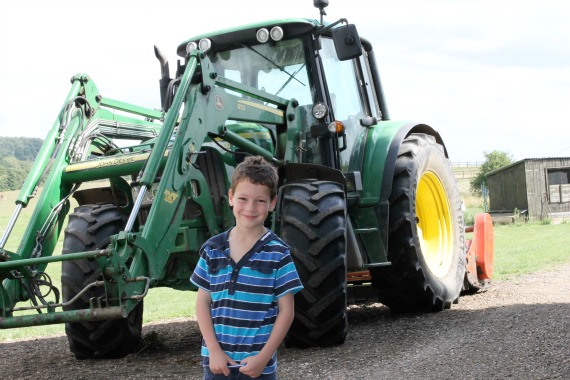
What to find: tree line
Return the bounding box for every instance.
[0,137,43,192]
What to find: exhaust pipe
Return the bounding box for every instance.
[154,45,171,111]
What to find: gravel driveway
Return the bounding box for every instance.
[2,263,569,380]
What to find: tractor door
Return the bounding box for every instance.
[318,37,381,173]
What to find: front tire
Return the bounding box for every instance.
[279,180,348,348]
[374,133,466,312]
[61,203,143,359]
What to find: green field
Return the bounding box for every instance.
[1,178,570,341]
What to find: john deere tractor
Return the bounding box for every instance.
[0,0,493,358]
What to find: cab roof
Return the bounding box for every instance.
[176,18,320,57]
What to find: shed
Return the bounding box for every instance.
[486,157,570,221]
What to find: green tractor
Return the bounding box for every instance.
[0,0,493,358]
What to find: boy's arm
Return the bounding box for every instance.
[240,292,295,377]
[195,288,237,375]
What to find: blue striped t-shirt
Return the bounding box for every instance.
[190,228,303,374]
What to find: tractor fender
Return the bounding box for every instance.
[360,121,448,206]
[280,162,347,188]
[353,121,448,262]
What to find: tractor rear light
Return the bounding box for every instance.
[312,102,328,119]
[270,26,284,41]
[256,28,270,43]
[198,38,212,52]
[185,42,198,55]
[328,120,345,134]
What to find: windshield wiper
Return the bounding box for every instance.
[242,44,306,87]
[276,64,306,96]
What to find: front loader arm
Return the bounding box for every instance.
[1,76,85,253]
[128,52,293,280]
[0,75,95,314]
[0,74,161,324]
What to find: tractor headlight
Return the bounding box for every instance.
[256,28,270,43]
[270,26,284,41]
[198,38,212,52]
[312,103,328,119]
[186,42,198,55]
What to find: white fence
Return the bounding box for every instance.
[451,162,481,179]
[451,162,482,167]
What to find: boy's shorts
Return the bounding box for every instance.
[203,367,277,380]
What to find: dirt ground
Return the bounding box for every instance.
[1,263,569,380]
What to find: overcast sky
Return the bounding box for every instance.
[1,0,569,162]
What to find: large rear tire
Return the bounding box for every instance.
[374,133,466,312]
[279,180,348,348]
[61,203,143,359]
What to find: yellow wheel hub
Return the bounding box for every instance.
[416,171,454,278]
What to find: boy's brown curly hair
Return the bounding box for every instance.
[230,156,278,199]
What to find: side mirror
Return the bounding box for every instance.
[332,24,362,61]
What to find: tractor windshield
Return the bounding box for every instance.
[208,38,313,106]
[207,37,325,165]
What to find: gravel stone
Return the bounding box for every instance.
[1,263,569,379]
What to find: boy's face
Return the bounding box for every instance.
[228,179,276,230]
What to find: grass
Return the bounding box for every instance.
[2,177,570,341]
[493,222,570,279]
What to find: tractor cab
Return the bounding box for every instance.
[169,17,381,178]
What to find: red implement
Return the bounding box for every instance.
[465,213,494,290]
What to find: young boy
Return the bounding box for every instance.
[190,156,303,379]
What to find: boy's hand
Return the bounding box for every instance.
[239,354,268,378]
[209,350,238,376]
